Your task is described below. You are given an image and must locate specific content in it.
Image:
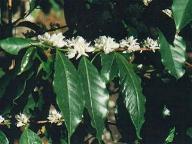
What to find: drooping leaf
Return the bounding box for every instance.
[0,131,9,144]
[53,50,84,142]
[0,68,5,78]
[172,0,192,31]
[101,53,118,82]
[19,128,42,144]
[18,48,36,75]
[165,127,175,143]
[115,53,145,139]
[0,37,36,55]
[13,71,34,103]
[78,57,109,141]
[159,31,186,79]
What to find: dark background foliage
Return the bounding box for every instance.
[1,0,192,143]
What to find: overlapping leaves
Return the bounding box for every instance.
[159,31,186,79]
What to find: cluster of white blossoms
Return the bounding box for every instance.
[0,107,64,128]
[15,113,30,127]
[94,36,119,54]
[67,36,94,59]
[47,105,64,126]
[38,33,159,59]
[38,32,67,48]
[120,36,140,52]
[143,37,159,52]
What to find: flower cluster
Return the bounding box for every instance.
[67,36,94,59]
[120,36,140,52]
[38,33,159,59]
[94,36,119,54]
[15,113,30,127]
[143,37,159,52]
[0,106,64,128]
[38,32,67,48]
[47,105,64,126]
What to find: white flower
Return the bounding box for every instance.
[120,36,140,52]
[163,106,171,117]
[137,64,143,69]
[47,105,64,126]
[38,32,67,48]
[66,36,94,59]
[162,9,172,18]
[143,0,152,6]
[15,113,30,127]
[143,37,159,52]
[94,36,119,54]
[0,115,4,124]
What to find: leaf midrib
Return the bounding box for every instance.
[83,58,97,131]
[58,52,72,136]
[117,54,141,126]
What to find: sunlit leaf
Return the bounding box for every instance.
[172,0,192,31]
[78,57,109,141]
[115,53,145,139]
[53,50,84,142]
[159,31,186,79]
[19,128,42,144]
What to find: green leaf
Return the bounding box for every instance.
[186,127,192,138]
[159,31,186,79]
[53,50,84,142]
[172,0,192,31]
[0,131,9,144]
[165,127,175,143]
[19,128,42,144]
[18,48,36,75]
[78,57,109,141]
[101,53,118,82]
[23,95,36,115]
[29,0,37,13]
[0,37,36,55]
[115,53,145,139]
[13,71,34,103]
[0,68,5,78]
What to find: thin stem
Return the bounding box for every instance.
[8,0,12,36]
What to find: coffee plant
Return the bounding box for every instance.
[0,0,192,143]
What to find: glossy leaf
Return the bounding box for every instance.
[165,127,175,143]
[159,31,186,79]
[172,0,192,31]
[78,57,109,141]
[18,48,36,75]
[19,128,42,144]
[0,131,9,144]
[53,50,84,141]
[101,53,118,82]
[115,53,145,139]
[0,37,36,55]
